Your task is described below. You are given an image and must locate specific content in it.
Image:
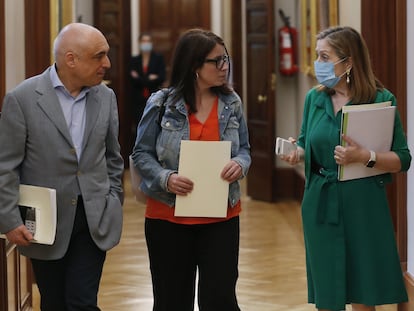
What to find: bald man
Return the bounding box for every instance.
[0,23,124,310]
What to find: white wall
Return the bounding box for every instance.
[274,0,300,169]
[131,0,139,56]
[211,0,223,36]
[74,0,93,25]
[5,0,25,91]
[406,0,414,277]
[339,0,361,32]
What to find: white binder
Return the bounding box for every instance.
[1,185,57,245]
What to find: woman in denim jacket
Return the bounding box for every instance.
[132,29,251,311]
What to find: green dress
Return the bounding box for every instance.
[297,88,411,311]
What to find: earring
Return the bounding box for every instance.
[195,72,199,79]
[346,69,351,84]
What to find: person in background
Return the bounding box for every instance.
[131,28,251,311]
[280,26,411,311]
[129,32,166,127]
[0,23,124,310]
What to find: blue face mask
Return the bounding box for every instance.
[314,58,347,88]
[140,42,153,53]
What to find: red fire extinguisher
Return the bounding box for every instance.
[279,10,298,76]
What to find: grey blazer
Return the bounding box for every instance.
[0,67,124,260]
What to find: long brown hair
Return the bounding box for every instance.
[316,26,383,103]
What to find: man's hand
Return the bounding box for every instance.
[5,225,34,246]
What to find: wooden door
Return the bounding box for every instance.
[361,0,407,260]
[0,240,34,311]
[94,0,131,166]
[361,1,409,310]
[139,0,211,83]
[245,0,276,201]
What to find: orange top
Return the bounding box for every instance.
[145,97,241,224]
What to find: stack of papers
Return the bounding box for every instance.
[338,101,395,181]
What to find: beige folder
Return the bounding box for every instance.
[174,140,231,218]
[338,101,395,181]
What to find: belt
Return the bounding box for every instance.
[310,161,340,225]
[311,161,324,176]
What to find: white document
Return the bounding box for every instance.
[175,140,231,218]
[0,185,57,245]
[338,102,395,181]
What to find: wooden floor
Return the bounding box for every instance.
[33,171,396,311]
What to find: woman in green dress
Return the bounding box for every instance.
[281,26,411,311]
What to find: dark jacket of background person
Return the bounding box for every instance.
[129,51,166,123]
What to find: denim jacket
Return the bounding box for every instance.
[132,88,251,207]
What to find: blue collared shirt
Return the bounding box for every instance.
[50,64,89,161]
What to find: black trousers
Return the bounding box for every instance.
[145,217,241,311]
[31,197,106,311]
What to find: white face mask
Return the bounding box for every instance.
[140,42,153,53]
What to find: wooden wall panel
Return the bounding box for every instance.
[361,1,408,310]
[231,0,243,95]
[140,0,211,81]
[0,241,33,311]
[126,0,211,166]
[2,2,48,310]
[24,0,51,78]
[362,0,407,260]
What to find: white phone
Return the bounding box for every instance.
[275,137,297,156]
